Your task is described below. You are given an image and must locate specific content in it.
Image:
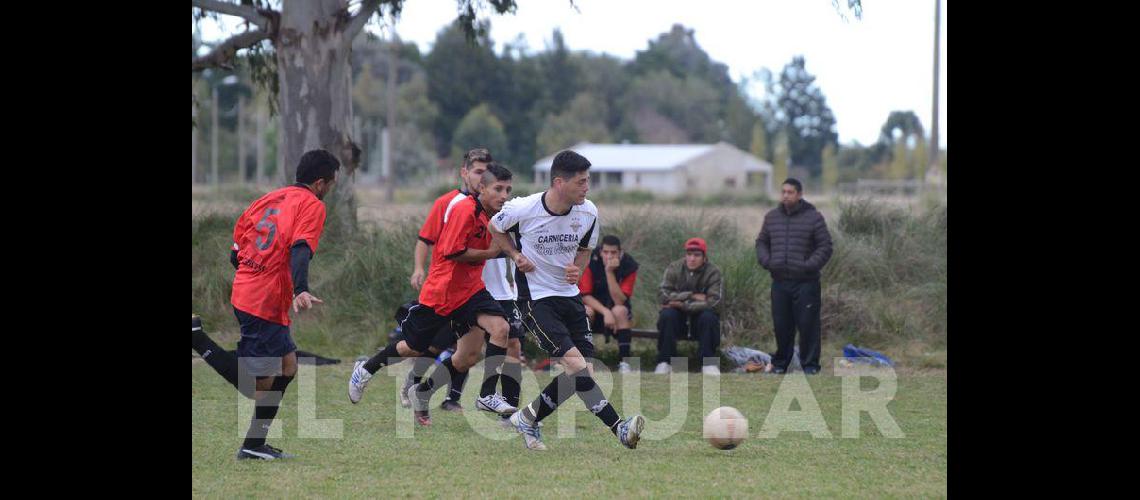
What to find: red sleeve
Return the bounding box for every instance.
[292,200,327,253]
[232,209,253,252]
[620,271,637,297]
[418,198,446,245]
[578,266,594,295]
[435,201,475,259]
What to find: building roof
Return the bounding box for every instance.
[532,143,720,173]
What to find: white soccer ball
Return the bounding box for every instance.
[703,406,748,450]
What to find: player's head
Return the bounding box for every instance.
[600,234,622,261]
[461,147,493,194]
[478,162,513,213]
[684,237,707,270]
[781,178,803,208]
[296,149,341,200]
[550,150,591,205]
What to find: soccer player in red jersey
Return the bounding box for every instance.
[191,149,339,460]
[348,164,516,426]
[399,147,493,412]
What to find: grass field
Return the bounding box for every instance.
[192,361,947,497]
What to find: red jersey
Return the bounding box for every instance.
[418,189,469,245]
[418,195,491,316]
[230,185,327,325]
[579,266,637,298]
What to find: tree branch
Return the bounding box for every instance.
[192,29,271,72]
[344,0,383,40]
[192,0,271,30]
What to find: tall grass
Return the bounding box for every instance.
[192,196,946,366]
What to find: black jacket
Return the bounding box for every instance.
[755,200,833,281]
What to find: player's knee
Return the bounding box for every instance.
[561,352,588,373]
[455,351,479,371]
[488,318,510,342]
[281,353,298,377]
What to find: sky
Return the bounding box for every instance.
[196,0,947,148]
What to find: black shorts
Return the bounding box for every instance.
[496,300,526,340]
[429,323,459,352]
[519,295,595,358]
[233,307,298,377]
[588,299,634,334]
[478,300,526,342]
[402,289,506,353]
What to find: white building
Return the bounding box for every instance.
[531,142,773,196]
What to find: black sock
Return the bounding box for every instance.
[362,342,402,374]
[500,360,522,413]
[522,371,575,425]
[409,355,434,386]
[417,357,455,395]
[192,329,255,399]
[242,375,293,449]
[448,365,468,402]
[480,343,508,398]
[574,370,622,434]
[617,329,632,359]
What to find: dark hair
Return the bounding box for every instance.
[783,178,803,193]
[601,235,621,250]
[463,147,493,169]
[481,162,513,185]
[296,149,341,184]
[550,150,591,184]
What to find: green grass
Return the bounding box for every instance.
[192,362,947,497]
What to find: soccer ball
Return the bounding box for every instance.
[703,406,748,450]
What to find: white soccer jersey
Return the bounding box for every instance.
[482,257,517,300]
[490,191,599,300]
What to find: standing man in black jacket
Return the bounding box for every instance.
[755,178,833,374]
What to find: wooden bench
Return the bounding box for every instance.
[607,328,697,341]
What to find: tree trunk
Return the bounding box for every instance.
[211,90,219,186]
[192,92,198,184]
[384,30,398,202]
[256,102,266,186]
[930,0,941,173]
[275,0,362,238]
[237,96,246,184]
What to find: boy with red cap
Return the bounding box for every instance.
[655,237,724,375]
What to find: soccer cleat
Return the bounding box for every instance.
[616,414,646,449]
[702,365,721,376]
[440,399,464,412]
[618,361,632,374]
[399,373,414,408]
[509,410,546,451]
[192,314,203,334]
[407,384,432,426]
[498,415,516,430]
[236,444,296,460]
[654,362,671,374]
[348,360,373,404]
[475,394,518,416]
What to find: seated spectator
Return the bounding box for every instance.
[580,235,639,373]
[656,237,723,376]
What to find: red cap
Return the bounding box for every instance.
[684,237,707,254]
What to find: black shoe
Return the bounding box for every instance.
[771,367,786,374]
[440,399,463,412]
[803,367,820,375]
[236,444,296,460]
[192,314,203,334]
